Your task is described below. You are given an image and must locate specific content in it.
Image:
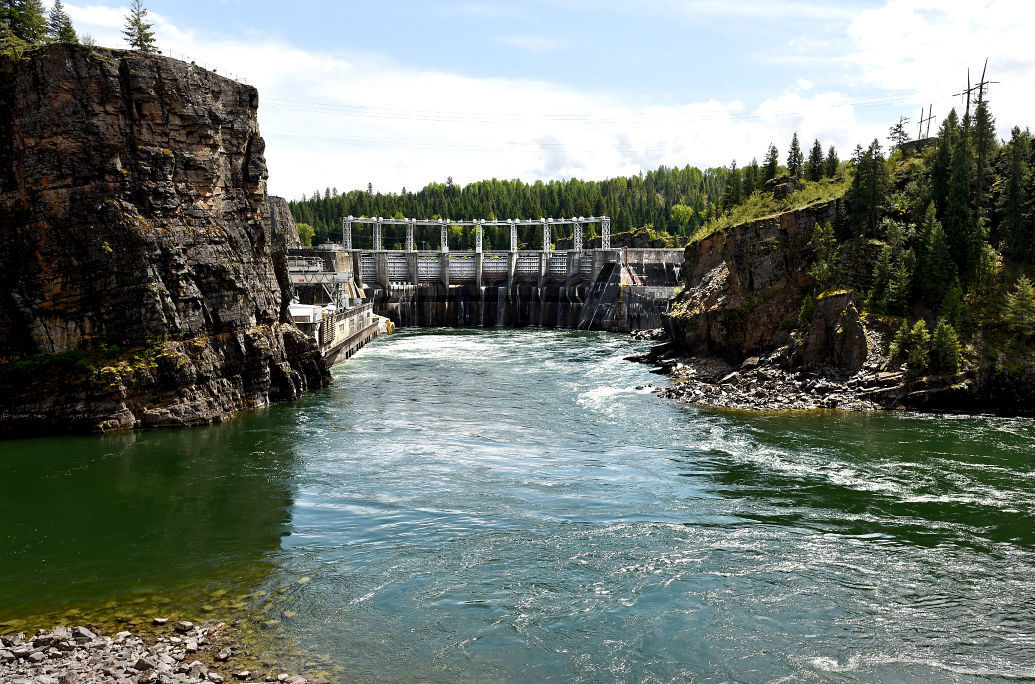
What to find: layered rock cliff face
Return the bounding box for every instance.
[269,195,300,248]
[0,45,329,435]
[666,200,846,362]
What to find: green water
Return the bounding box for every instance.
[2,329,1034,681]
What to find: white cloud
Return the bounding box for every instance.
[55,0,1031,200]
[661,0,856,21]
[495,35,561,52]
[845,0,1035,135]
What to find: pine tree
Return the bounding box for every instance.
[868,245,894,313]
[944,121,981,278]
[1004,275,1035,338]
[888,116,910,149]
[787,132,804,178]
[806,139,824,182]
[889,320,910,361]
[931,318,962,373]
[2,0,48,44]
[845,140,889,237]
[1000,127,1032,262]
[907,320,931,370]
[722,161,740,212]
[797,294,815,328]
[972,94,998,216]
[824,145,839,178]
[809,222,838,289]
[940,277,964,331]
[931,110,959,219]
[47,0,76,43]
[123,0,156,52]
[917,203,956,302]
[742,158,760,197]
[763,144,779,182]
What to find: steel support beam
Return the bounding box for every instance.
[342,216,353,251]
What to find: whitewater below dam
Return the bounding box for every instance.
[2,329,1034,681]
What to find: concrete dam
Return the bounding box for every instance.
[288,216,683,333]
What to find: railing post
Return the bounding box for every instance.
[601,216,611,250]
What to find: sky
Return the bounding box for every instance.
[57,0,1035,200]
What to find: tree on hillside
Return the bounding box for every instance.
[1004,275,1035,338]
[787,133,804,179]
[123,0,156,52]
[825,145,840,178]
[806,139,824,182]
[1,0,48,45]
[999,127,1032,262]
[916,203,956,302]
[722,161,741,212]
[763,144,779,182]
[931,110,960,219]
[47,0,76,43]
[972,95,998,215]
[888,116,910,149]
[944,120,982,278]
[742,158,760,197]
[844,139,889,238]
[931,318,962,373]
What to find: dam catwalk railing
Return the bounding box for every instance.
[341,215,612,252]
[290,216,684,288]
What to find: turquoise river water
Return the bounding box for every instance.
[2,329,1034,681]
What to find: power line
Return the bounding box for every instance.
[261,91,922,126]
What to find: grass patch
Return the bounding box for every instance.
[690,175,850,244]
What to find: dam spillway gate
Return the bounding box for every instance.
[289,216,684,332]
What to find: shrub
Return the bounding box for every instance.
[797,294,815,328]
[1004,275,1035,338]
[931,318,962,373]
[907,320,931,370]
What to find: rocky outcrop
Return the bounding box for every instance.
[0,44,329,435]
[666,199,840,362]
[269,195,299,248]
[801,291,869,370]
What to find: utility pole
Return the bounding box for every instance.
[953,59,998,121]
[918,105,935,139]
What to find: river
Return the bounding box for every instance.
[2,329,1034,681]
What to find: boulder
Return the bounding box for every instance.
[803,291,868,370]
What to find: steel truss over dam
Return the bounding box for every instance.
[332,215,681,289]
[342,215,612,253]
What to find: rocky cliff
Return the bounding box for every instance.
[269,195,300,248]
[666,199,847,362]
[0,44,329,436]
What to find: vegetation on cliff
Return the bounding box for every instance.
[761,100,1033,379]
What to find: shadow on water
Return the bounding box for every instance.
[0,409,302,622]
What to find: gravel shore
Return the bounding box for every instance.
[0,622,329,684]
